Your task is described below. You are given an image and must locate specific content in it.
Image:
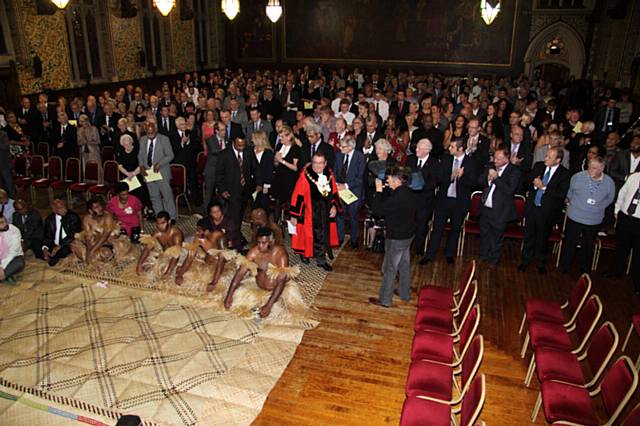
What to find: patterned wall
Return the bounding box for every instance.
[170,13,195,73]
[16,0,72,94]
[110,14,147,82]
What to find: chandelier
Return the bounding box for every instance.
[266,0,282,23]
[222,0,240,20]
[480,0,500,26]
[51,0,70,8]
[153,0,175,16]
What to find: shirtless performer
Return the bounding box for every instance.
[136,211,184,278]
[224,227,295,318]
[71,198,123,263]
[175,219,234,290]
[249,207,283,247]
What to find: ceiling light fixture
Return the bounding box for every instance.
[51,0,70,9]
[480,0,500,26]
[222,0,240,20]
[153,0,175,16]
[266,0,282,23]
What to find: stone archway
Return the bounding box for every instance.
[524,21,586,79]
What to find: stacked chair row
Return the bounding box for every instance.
[520,274,640,424]
[400,260,486,426]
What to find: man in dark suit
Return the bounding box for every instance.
[334,135,365,248]
[41,198,81,266]
[246,108,273,144]
[96,103,120,148]
[356,117,384,152]
[420,139,478,265]
[410,115,444,157]
[478,148,522,267]
[503,111,532,147]
[609,135,640,191]
[0,129,14,198]
[171,117,201,206]
[16,97,38,139]
[220,109,244,142]
[157,105,176,137]
[518,147,570,274]
[594,97,620,138]
[202,122,228,209]
[52,112,78,167]
[465,118,490,169]
[34,102,53,143]
[533,98,560,129]
[506,125,531,193]
[406,138,440,257]
[299,122,335,171]
[261,88,282,122]
[12,198,44,259]
[391,90,411,118]
[216,136,263,232]
[84,96,104,127]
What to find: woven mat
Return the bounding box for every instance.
[0,219,345,426]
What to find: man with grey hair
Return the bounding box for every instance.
[299,121,335,171]
[334,135,365,248]
[559,157,615,274]
[171,116,199,204]
[406,138,439,256]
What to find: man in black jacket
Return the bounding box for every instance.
[478,148,522,267]
[299,122,335,171]
[216,137,263,233]
[12,199,44,259]
[405,138,439,256]
[518,147,570,274]
[369,166,416,308]
[41,198,81,266]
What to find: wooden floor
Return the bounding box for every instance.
[254,237,640,425]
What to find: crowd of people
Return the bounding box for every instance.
[0,66,639,304]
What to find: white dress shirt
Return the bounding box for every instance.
[630,153,640,174]
[0,224,24,269]
[54,214,67,246]
[485,165,507,208]
[615,172,640,219]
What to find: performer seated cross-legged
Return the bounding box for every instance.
[136,211,184,279]
[224,227,296,318]
[250,207,283,247]
[71,198,132,264]
[175,219,235,290]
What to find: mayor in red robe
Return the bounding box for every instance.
[290,151,341,271]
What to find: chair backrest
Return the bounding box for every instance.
[48,156,63,180]
[457,305,480,364]
[456,280,478,327]
[585,322,619,388]
[621,401,640,426]
[600,356,638,425]
[103,160,119,184]
[171,164,186,190]
[513,194,526,222]
[84,160,100,182]
[197,151,206,173]
[567,274,591,326]
[457,259,476,298]
[468,191,483,219]
[102,146,115,162]
[460,374,486,426]
[30,155,46,178]
[574,295,603,353]
[65,158,80,182]
[460,335,484,394]
[13,156,28,176]
[36,142,49,160]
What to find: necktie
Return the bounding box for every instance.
[218,137,224,149]
[627,182,640,216]
[604,109,611,132]
[232,111,237,119]
[534,167,551,206]
[311,143,316,157]
[254,121,259,131]
[0,204,4,216]
[237,152,245,187]
[342,154,349,180]
[227,124,231,139]
[399,102,403,113]
[106,116,109,127]
[147,138,154,167]
[164,118,168,130]
[417,159,423,169]
[376,102,380,113]
[448,158,460,198]
[368,134,373,143]
[61,126,65,136]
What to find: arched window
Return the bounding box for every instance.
[140,0,166,72]
[65,0,106,81]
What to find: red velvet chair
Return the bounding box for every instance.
[67,160,99,206]
[525,321,619,388]
[531,356,638,425]
[503,194,526,242]
[59,158,81,206]
[417,260,476,310]
[621,313,640,370]
[13,156,32,197]
[29,155,50,203]
[458,191,483,256]
[524,295,603,382]
[414,279,477,335]
[43,156,67,203]
[411,305,480,363]
[170,163,191,216]
[519,273,591,355]
[400,374,485,426]
[101,146,115,162]
[622,401,640,426]
[35,141,49,162]
[88,160,119,200]
[406,335,483,403]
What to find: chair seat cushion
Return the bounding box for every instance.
[525,299,564,325]
[504,225,524,239]
[411,330,454,363]
[541,380,598,425]
[50,180,74,190]
[406,360,453,401]
[529,320,572,351]
[89,184,114,194]
[400,396,451,426]
[535,347,584,385]
[68,183,90,192]
[414,307,454,334]
[464,221,480,235]
[14,177,32,186]
[32,178,50,188]
[418,286,454,309]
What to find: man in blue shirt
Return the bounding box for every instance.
[559,157,615,273]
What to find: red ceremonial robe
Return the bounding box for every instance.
[290,165,341,258]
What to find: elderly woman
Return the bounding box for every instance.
[116,133,151,210]
[252,130,274,213]
[77,113,101,171]
[273,125,301,223]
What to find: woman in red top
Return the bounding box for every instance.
[107,182,143,241]
[200,110,217,156]
[385,115,407,165]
